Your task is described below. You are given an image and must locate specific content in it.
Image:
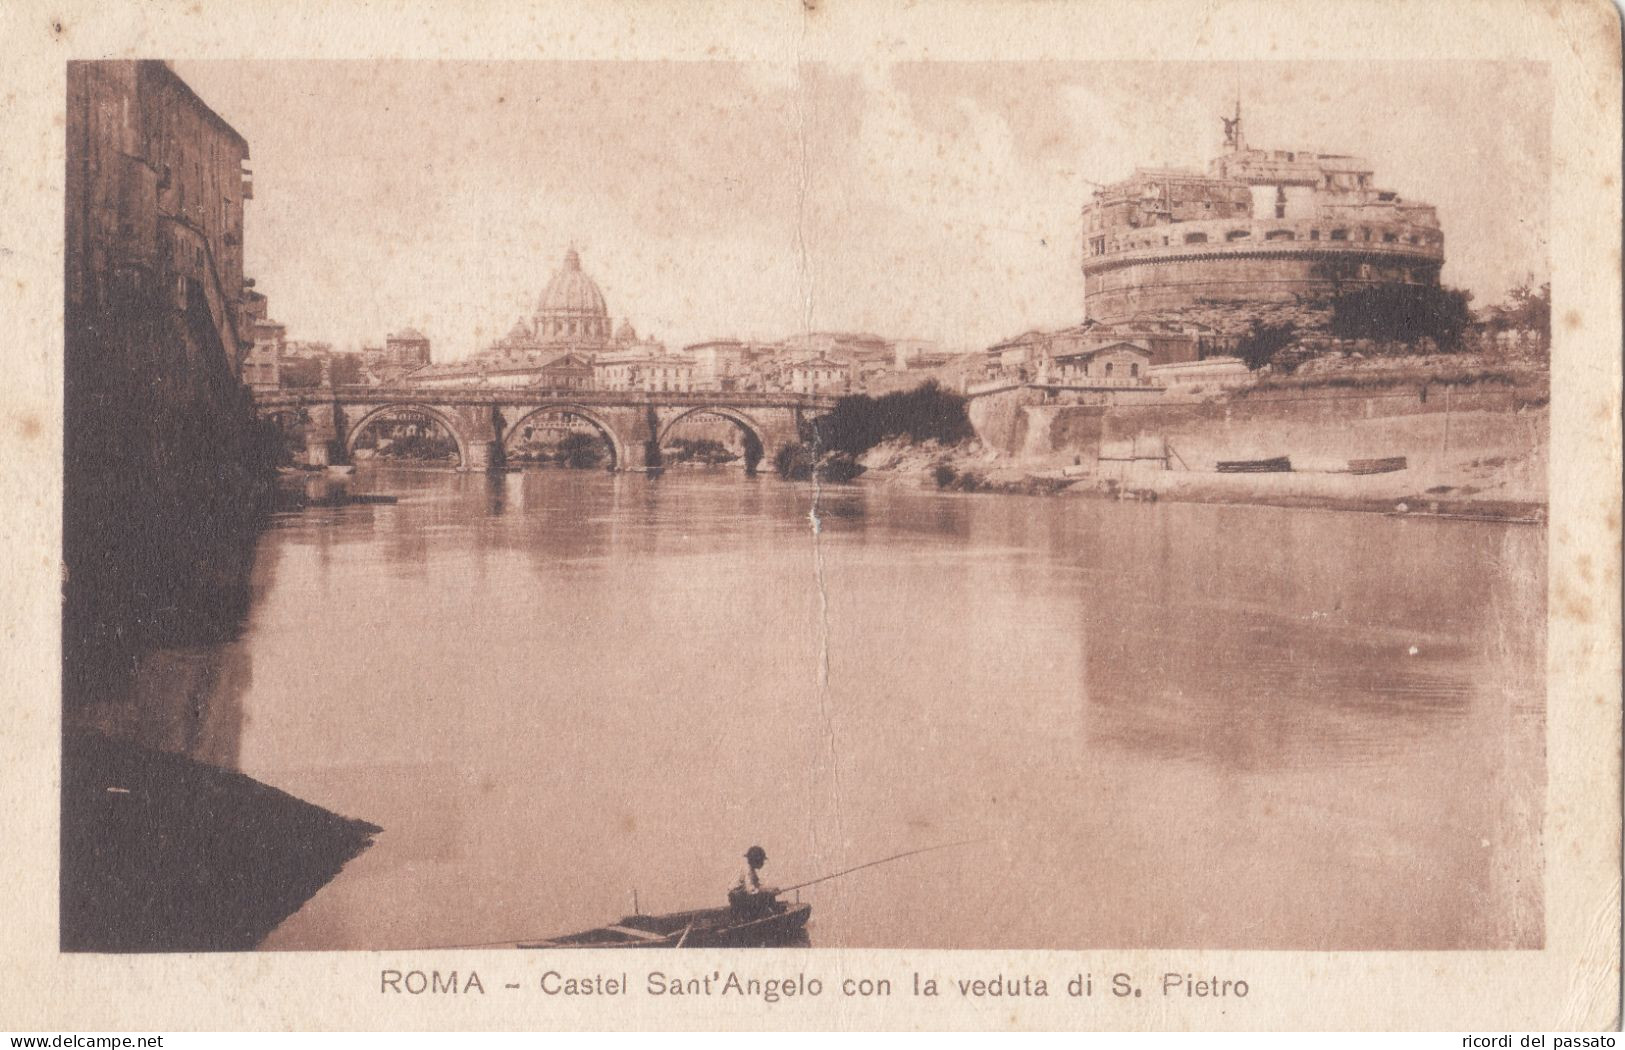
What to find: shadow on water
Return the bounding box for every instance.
[62,416,383,950]
[61,730,381,952]
[1066,503,1546,773]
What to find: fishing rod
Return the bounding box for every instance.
[779,837,984,894]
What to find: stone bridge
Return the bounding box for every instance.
[253,386,839,472]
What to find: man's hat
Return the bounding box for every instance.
[745,845,767,864]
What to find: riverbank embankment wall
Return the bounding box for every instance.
[969,379,1548,499]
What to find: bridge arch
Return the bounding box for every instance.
[344,403,470,468]
[657,406,768,451]
[657,405,770,472]
[502,403,626,470]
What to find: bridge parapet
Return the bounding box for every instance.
[253,386,836,472]
[254,386,839,410]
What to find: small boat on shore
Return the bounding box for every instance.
[519,901,811,949]
[1216,455,1292,473]
[1347,456,1408,475]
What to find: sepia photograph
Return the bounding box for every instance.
[59,55,1554,955]
[3,0,1619,1034]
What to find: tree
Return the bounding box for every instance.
[279,357,324,389]
[558,432,607,469]
[378,431,457,460]
[329,352,365,386]
[664,437,737,465]
[1496,276,1551,340]
[1330,284,1474,349]
[1234,321,1298,371]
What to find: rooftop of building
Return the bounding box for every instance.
[145,61,250,153]
[1051,341,1153,360]
[1086,105,1404,205]
[782,330,893,348]
[595,349,695,365]
[405,350,592,376]
[986,318,1213,353]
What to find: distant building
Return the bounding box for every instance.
[983,319,1210,383]
[238,287,294,390]
[240,289,273,389]
[782,331,893,368]
[482,247,621,361]
[1080,105,1444,333]
[404,350,594,390]
[593,349,696,393]
[1147,356,1252,390]
[893,339,951,371]
[985,330,1050,374]
[538,352,595,390]
[676,332,959,394]
[282,339,332,360]
[245,316,285,391]
[1045,342,1152,384]
[787,355,852,395]
[684,339,760,391]
[385,328,431,369]
[360,328,432,384]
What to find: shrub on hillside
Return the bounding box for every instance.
[773,444,864,482]
[811,381,974,456]
[1235,321,1299,371]
[1330,284,1474,349]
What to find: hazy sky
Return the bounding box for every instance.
[175,60,1550,359]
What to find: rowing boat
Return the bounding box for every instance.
[1347,456,1408,475]
[1215,455,1292,473]
[454,842,976,953]
[518,901,812,949]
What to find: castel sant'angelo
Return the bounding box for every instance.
[1081,105,1445,335]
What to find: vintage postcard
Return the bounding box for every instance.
[0,0,1619,1033]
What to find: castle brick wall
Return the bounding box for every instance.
[1084,251,1436,333]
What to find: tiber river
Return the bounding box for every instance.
[185,467,1545,951]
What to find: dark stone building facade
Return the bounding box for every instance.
[64,61,275,711]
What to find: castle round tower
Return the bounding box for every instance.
[1080,106,1445,333]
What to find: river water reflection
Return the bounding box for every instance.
[220,468,1543,950]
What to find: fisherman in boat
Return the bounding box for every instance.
[728,845,780,916]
